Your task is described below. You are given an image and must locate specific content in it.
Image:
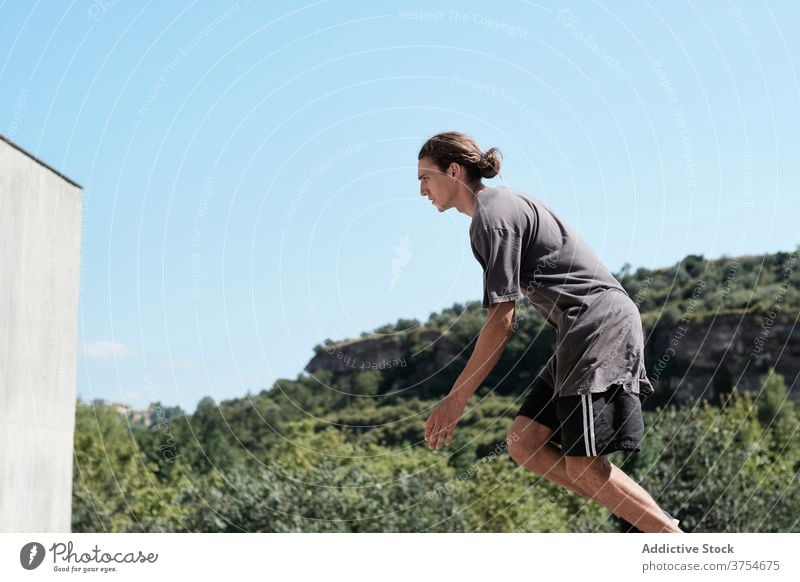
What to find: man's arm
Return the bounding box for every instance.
[448,300,516,403]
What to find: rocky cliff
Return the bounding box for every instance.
[305,310,799,403]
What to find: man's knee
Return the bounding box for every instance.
[507,417,553,469]
[508,439,540,466]
[564,455,611,484]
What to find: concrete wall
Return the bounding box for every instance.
[0,135,83,532]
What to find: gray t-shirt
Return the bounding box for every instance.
[469,186,655,399]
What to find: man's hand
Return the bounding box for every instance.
[423,301,516,451]
[424,393,467,450]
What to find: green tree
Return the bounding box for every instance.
[752,367,790,428]
[178,420,470,532]
[750,368,800,458]
[72,401,187,532]
[625,393,800,532]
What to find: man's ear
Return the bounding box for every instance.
[448,162,459,179]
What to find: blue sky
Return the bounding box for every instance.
[1,1,798,413]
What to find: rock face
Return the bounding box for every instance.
[646,311,799,401]
[305,312,799,401]
[305,329,454,376]
[305,335,409,374]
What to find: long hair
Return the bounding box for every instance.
[418,131,502,183]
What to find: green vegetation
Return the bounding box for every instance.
[73,366,800,533]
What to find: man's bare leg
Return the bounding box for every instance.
[564,454,682,533]
[508,416,682,533]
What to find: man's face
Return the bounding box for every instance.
[418,156,456,212]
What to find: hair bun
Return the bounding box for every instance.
[480,147,502,179]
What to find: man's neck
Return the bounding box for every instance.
[459,183,486,217]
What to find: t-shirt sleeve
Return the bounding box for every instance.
[470,228,524,308]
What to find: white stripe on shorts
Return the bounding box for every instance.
[582,394,598,456]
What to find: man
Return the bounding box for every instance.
[418,131,682,533]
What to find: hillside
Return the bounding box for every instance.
[305,248,800,407]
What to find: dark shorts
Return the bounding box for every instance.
[515,376,647,457]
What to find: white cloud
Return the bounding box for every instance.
[82,341,137,360]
